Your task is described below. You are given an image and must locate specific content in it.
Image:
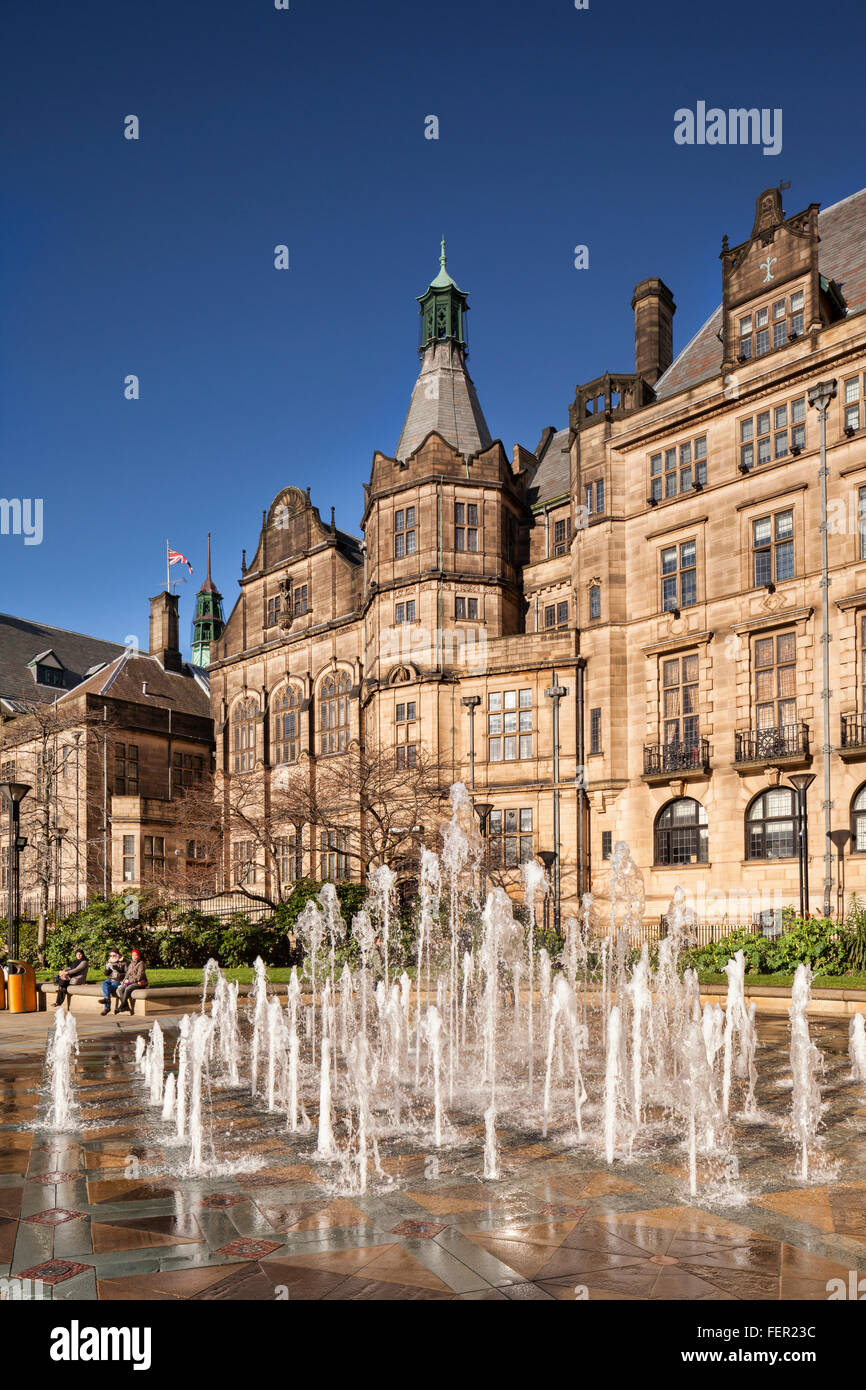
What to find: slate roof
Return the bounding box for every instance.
[58,652,211,719]
[396,340,492,460]
[527,428,571,507]
[655,188,866,401]
[0,613,126,711]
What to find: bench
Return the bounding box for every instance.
[36,983,215,1017]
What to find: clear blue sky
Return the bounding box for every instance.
[2,0,862,655]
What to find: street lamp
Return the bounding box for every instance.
[52,826,67,917]
[0,781,32,961]
[545,670,569,936]
[537,850,557,935]
[829,828,852,920]
[808,377,838,918]
[461,696,482,790]
[788,773,816,920]
[472,802,493,895]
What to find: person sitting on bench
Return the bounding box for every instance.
[99,948,128,1016]
[52,949,89,1007]
[114,949,148,1014]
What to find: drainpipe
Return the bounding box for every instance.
[808,378,838,918]
[576,654,587,898]
[545,668,568,934]
[437,477,444,673]
[102,705,108,896]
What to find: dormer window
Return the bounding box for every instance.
[28,649,66,689]
[738,289,804,361]
[36,665,64,687]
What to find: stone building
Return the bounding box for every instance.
[209,241,583,921]
[0,594,214,909]
[210,185,866,925]
[576,185,866,922]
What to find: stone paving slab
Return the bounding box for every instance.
[1,1008,864,1301]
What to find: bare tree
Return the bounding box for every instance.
[212,740,451,912]
[0,703,109,949]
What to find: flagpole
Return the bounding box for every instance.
[166,539,170,594]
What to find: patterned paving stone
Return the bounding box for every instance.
[17,1259,93,1285]
[23,1208,84,1227]
[390,1220,448,1238]
[216,1238,283,1258]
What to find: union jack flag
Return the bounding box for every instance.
[168,548,193,575]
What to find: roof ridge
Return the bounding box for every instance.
[0,613,125,649]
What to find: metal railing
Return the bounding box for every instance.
[643,737,710,776]
[734,722,809,763]
[841,713,866,749]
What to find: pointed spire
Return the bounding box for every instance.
[191,533,224,667]
[429,234,461,292]
[199,531,218,594]
[395,244,491,460]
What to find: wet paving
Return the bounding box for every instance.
[1,1012,864,1301]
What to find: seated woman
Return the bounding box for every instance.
[113,949,148,1015]
[52,949,89,1007]
[99,948,128,1016]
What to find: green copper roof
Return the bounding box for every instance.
[427,235,462,291]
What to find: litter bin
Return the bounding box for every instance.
[6,962,37,1013]
[0,970,5,1010]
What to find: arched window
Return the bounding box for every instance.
[851,784,866,852]
[746,788,797,860]
[654,797,708,865]
[319,672,351,755]
[232,697,258,773]
[272,686,300,765]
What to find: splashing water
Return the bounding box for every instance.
[850,1012,866,1082]
[789,964,824,1180]
[45,1010,79,1130]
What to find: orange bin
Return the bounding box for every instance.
[6,962,37,1013]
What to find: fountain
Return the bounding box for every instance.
[143,1021,164,1106]
[45,1010,79,1131]
[789,964,824,1180]
[88,781,858,1212]
[851,1011,866,1082]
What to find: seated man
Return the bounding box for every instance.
[113,949,148,1014]
[52,949,89,1007]
[99,948,128,1016]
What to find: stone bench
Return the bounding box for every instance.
[36,983,209,1017]
[37,980,316,1017]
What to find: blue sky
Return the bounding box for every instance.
[2,0,863,654]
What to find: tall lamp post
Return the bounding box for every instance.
[1,781,32,961]
[472,801,493,899]
[461,696,481,790]
[545,671,569,936]
[788,773,816,921]
[829,828,852,920]
[808,377,838,919]
[537,849,557,935]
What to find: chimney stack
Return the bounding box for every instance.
[632,278,676,386]
[148,591,183,673]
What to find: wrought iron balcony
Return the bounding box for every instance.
[643,737,710,779]
[840,714,866,758]
[734,722,810,765]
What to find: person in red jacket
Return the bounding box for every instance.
[113,949,149,1014]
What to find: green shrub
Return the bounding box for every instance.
[681,925,771,976]
[0,917,40,966]
[682,915,855,977]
